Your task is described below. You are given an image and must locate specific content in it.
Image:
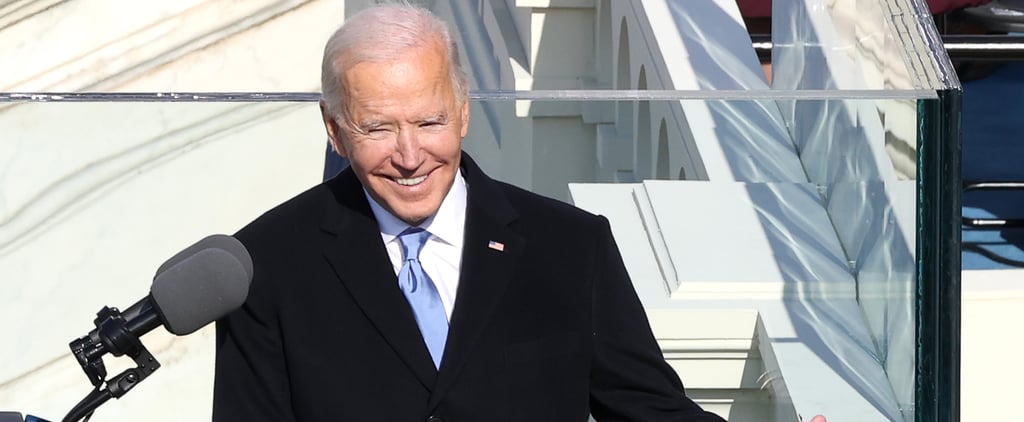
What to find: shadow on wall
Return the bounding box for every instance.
[749,182,908,421]
[673,0,912,418]
[667,1,806,183]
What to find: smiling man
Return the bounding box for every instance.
[212,3,723,421]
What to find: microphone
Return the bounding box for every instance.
[73,234,253,361]
[64,234,253,422]
[142,233,253,335]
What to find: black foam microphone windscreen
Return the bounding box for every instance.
[149,235,253,335]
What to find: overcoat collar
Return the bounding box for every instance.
[318,153,525,407]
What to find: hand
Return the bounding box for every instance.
[809,416,827,422]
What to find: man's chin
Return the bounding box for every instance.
[396,213,430,227]
[384,202,437,226]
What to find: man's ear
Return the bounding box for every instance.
[320,100,348,158]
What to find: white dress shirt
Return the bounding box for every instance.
[364,170,467,321]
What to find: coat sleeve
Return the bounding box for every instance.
[588,217,726,422]
[212,240,297,422]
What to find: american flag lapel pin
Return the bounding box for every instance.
[488,240,505,252]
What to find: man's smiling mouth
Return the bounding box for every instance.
[395,174,428,186]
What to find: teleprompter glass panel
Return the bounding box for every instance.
[0,93,942,421]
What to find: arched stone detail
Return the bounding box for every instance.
[616,17,633,137]
[597,0,613,87]
[636,66,651,180]
[657,119,672,179]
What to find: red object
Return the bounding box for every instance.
[736,0,992,18]
[736,0,770,18]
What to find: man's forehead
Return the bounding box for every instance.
[344,93,451,116]
[343,81,457,113]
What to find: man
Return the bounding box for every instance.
[213,3,724,421]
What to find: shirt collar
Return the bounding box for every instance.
[365,169,467,247]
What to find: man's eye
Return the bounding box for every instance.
[364,127,391,135]
[360,128,391,139]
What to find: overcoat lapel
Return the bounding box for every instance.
[319,169,438,390]
[427,155,524,410]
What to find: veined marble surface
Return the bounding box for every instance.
[0,101,326,419]
[1,0,347,418]
[0,0,349,93]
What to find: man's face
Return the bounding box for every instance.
[322,43,469,226]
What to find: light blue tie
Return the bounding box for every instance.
[398,228,448,368]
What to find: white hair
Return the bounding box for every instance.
[320,1,469,119]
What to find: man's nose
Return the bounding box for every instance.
[393,128,423,170]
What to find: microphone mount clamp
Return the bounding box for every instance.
[63,305,162,422]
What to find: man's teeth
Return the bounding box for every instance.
[395,175,427,186]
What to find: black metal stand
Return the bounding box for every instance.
[962,181,1024,227]
[63,306,161,422]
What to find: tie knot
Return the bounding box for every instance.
[398,228,431,261]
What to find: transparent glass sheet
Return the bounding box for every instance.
[1,97,925,420]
